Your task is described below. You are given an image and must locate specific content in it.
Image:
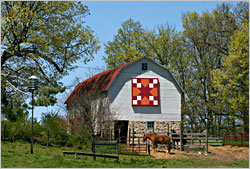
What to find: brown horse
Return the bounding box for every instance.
[143,133,171,154]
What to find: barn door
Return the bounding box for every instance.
[114,121,128,140]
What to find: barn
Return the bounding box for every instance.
[64,56,183,140]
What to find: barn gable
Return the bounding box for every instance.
[65,56,183,104]
[108,57,182,122]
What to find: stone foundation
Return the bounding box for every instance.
[127,121,180,136]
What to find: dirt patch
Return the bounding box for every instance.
[150,146,249,162]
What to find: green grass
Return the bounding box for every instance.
[1,141,249,168]
[223,141,249,147]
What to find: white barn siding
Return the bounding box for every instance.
[108,58,181,121]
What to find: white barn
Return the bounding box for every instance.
[65,56,183,139]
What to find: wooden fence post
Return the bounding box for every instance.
[167,124,169,135]
[132,134,135,153]
[241,133,243,146]
[206,128,208,153]
[110,130,112,141]
[222,131,226,145]
[147,140,150,155]
[180,131,183,151]
[47,130,50,147]
[116,138,119,155]
[128,128,131,145]
[118,129,120,141]
[138,137,140,153]
[92,138,96,160]
[191,132,193,145]
[2,125,5,141]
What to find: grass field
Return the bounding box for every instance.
[1,141,249,168]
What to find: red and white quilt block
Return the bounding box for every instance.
[131,78,159,106]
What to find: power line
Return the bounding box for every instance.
[77,65,106,71]
[75,65,177,76]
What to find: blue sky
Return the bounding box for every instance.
[34,1,239,121]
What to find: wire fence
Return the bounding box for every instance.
[223,132,249,147]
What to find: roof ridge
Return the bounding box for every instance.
[64,56,145,104]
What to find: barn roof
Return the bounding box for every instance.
[64,56,184,104]
[64,57,143,104]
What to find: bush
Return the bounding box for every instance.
[1,119,46,142]
[1,111,90,149]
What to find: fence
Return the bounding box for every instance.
[223,132,249,147]
[119,136,148,155]
[92,139,119,155]
[63,151,119,163]
[62,139,119,163]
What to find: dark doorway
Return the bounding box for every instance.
[114,120,128,140]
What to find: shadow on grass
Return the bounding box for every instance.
[119,153,148,156]
[156,150,175,155]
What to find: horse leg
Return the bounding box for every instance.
[152,144,156,151]
[166,141,171,154]
[154,144,158,152]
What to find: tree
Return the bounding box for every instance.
[103,18,147,69]
[40,110,68,146]
[103,2,248,134]
[103,18,181,69]
[66,91,117,141]
[213,23,249,132]
[180,2,245,134]
[1,1,100,120]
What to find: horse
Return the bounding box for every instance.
[143,133,171,154]
[170,129,187,149]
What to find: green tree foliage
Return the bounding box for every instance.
[104,18,182,69]
[103,2,249,134]
[1,112,85,148]
[40,111,69,146]
[1,1,100,120]
[104,18,146,68]
[181,2,239,132]
[1,112,43,142]
[181,2,249,133]
[213,23,249,132]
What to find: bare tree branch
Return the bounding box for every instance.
[1,73,29,83]
[6,80,31,97]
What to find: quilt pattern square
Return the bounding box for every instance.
[131,78,159,106]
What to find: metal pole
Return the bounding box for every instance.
[30,90,34,154]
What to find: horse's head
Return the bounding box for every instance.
[170,129,176,133]
[143,134,147,142]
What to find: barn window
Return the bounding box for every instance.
[142,63,148,70]
[147,121,155,129]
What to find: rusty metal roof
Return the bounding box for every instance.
[64,57,143,104]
